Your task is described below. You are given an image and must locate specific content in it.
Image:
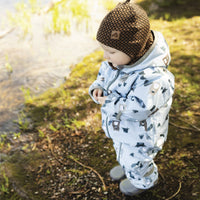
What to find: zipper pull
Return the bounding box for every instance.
[112,120,120,131]
[140,120,147,131]
[112,103,125,131]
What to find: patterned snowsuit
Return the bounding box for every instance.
[89,31,175,189]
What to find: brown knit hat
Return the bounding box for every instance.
[97,0,154,64]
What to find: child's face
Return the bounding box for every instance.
[99,42,131,67]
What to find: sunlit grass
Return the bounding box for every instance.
[100,0,119,11]
[5,0,121,36]
[7,3,32,36]
[46,0,90,34]
[153,17,200,113]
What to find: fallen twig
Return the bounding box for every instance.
[194,112,200,116]
[165,181,182,200]
[159,171,165,181]
[169,121,199,132]
[46,135,107,191]
[170,114,200,132]
[42,0,65,14]
[0,27,15,39]
[176,118,200,131]
[69,189,90,195]
[69,155,107,191]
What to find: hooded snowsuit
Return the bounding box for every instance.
[89,31,175,189]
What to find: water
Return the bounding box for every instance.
[0,0,107,134]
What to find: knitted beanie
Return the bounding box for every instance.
[97,0,154,65]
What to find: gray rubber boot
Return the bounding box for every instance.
[119,178,144,196]
[110,165,125,181]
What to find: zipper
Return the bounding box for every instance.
[106,70,120,92]
[106,116,111,138]
[140,120,148,131]
[118,143,122,163]
[105,70,121,135]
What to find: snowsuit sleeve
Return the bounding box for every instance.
[89,62,108,104]
[101,67,175,121]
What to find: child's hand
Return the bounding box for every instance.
[93,89,103,101]
[92,89,107,105]
[97,96,107,105]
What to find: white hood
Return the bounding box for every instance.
[121,31,171,73]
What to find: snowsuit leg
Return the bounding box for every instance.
[113,140,159,189]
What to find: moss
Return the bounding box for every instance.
[1,151,49,200]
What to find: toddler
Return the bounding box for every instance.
[89,0,174,196]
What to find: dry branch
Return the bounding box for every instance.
[42,0,64,14]
[165,181,182,200]
[46,135,107,192]
[0,28,15,39]
[169,121,199,132]
[68,155,107,191]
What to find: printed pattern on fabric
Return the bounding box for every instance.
[113,141,158,189]
[89,31,174,148]
[89,31,174,189]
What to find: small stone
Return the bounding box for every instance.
[61,188,65,193]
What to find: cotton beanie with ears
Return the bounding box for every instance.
[96,0,154,65]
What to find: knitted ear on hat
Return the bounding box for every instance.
[97,0,153,64]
